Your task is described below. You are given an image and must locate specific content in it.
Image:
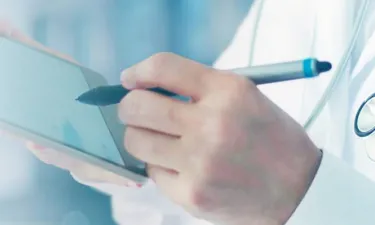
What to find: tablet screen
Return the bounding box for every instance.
[0,37,135,169]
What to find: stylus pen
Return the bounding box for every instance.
[76,58,332,106]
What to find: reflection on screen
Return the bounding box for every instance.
[0,38,124,166]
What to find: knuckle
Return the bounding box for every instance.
[199,112,247,154]
[166,104,180,124]
[187,184,211,211]
[145,52,175,78]
[222,75,253,102]
[229,75,252,92]
[203,114,232,149]
[150,52,175,63]
[198,156,218,178]
[120,90,144,117]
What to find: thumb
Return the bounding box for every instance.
[120,52,215,99]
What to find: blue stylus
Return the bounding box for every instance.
[76,58,332,106]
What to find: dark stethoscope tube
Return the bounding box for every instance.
[354,92,375,137]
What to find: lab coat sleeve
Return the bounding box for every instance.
[286,150,375,225]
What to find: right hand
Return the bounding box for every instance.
[0,21,138,187]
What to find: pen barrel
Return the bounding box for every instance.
[231,59,317,84]
[76,59,328,106]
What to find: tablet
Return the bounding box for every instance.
[0,35,148,183]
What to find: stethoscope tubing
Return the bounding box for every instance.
[354,92,375,137]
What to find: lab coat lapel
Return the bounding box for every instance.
[306,0,355,158]
[252,0,317,122]
[253,0,357,158]
[349,13,375,180]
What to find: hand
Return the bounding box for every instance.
[119,53,322,225]
[0,21,136,187]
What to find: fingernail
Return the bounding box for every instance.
[26,142,47,151]
[31,143,46,150]
[120,70,136,89]
[118,105,127,125]
[118,117,125,125]
[127,182,143,188]
[120,70,127,82]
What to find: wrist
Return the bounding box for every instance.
[235,147,323,225]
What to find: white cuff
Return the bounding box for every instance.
[286,151,375,225]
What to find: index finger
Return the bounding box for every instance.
[121,52,220,100]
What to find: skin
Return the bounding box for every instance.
[1,22,322,225]
[118,53,322,225]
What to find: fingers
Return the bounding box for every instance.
[147,164,183,202]
[120,52,217,100]
[118,89,200,136]
[28,144,136,186]
[0,21,77,64]
[124,126,186,171]
[26,141,47,151]
[28,145,83,171]
[71,165,136,187]
[0,129,26,142]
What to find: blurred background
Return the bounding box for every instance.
[0,0,253,224]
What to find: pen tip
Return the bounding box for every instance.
[317,61,332,73]
[75,93,92,105]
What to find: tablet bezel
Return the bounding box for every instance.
[0,35,148,183]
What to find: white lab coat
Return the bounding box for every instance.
[76,0,375,224]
